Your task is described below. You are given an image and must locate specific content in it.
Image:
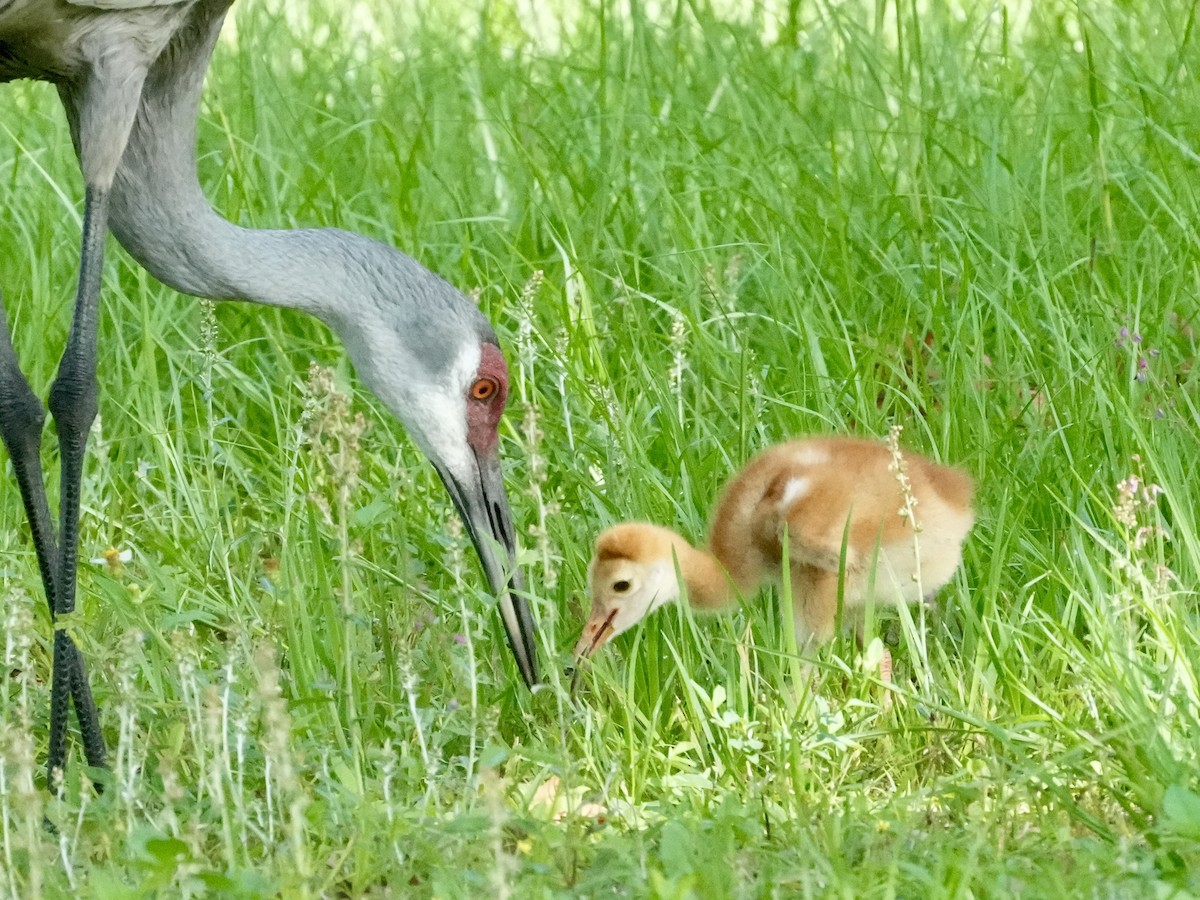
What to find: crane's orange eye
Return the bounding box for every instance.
[471,378,498,401]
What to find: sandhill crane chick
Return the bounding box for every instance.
[574,436,974,661]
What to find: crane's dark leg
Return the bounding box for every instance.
[43,184,112,788]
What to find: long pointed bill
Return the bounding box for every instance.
[572,608,619,661]
[437,449,539,688]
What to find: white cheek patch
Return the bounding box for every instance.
[403,343,480,466]
[402,388,468,464]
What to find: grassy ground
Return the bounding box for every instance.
[2,0,1199,895]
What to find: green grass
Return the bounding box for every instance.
[2,0,1199,895]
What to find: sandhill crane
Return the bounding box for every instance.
[0,0,539,793]
[575,436,974,665]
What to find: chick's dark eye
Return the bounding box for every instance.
[471,378,498,401]
[612,580,631,594]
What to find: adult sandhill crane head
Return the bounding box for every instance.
[330,282,537,687]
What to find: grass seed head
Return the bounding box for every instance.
[885,424,921,532]
[300,362,370,526]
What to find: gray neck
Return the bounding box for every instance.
[104,1,461,339]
